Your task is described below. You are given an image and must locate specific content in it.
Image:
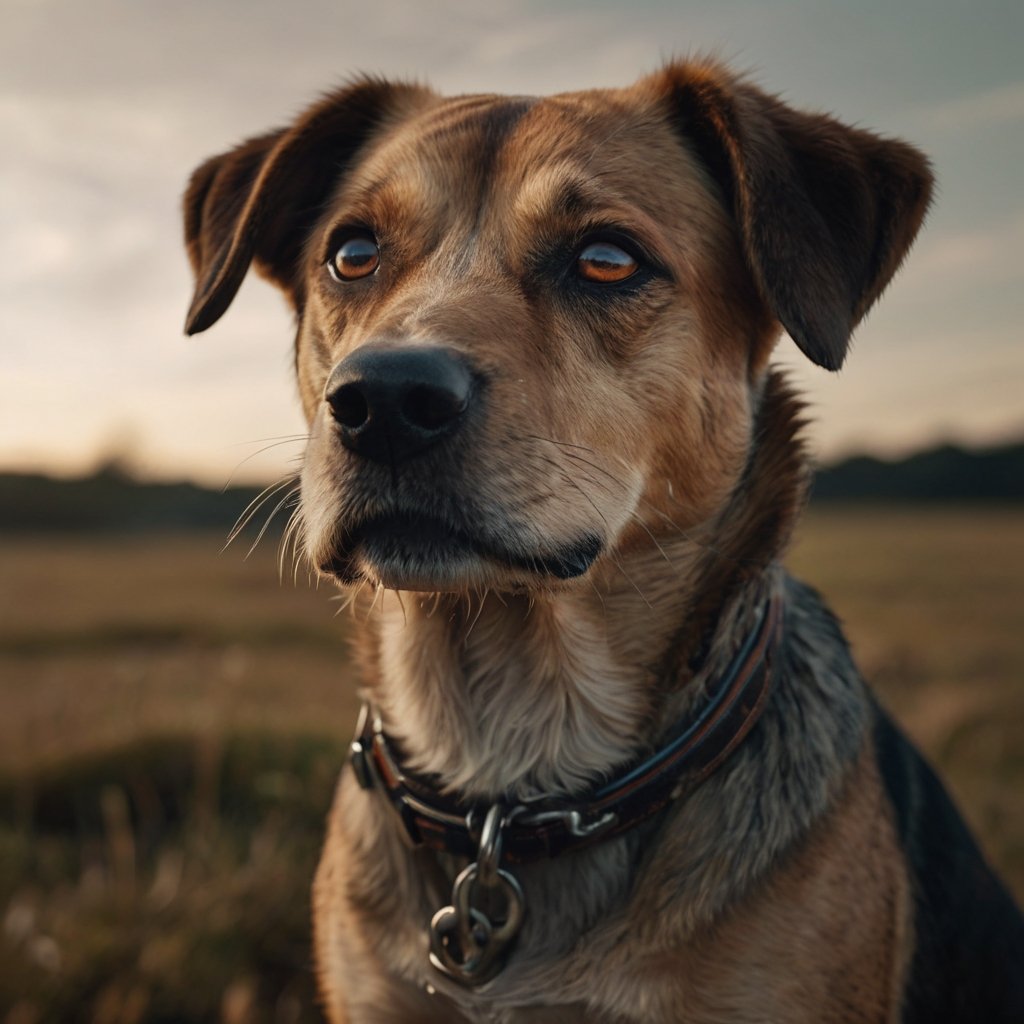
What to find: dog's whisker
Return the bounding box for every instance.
[365,583,385,621]
[393,589,409,627]
[280,505,307,586]
[278,516,293,582]
[533,452,661,605]
[278,504,301,582]
[223,476,297,552]
[625,510,677,570]
[464,587,489,641]
[293,512,306,576]
[334,585,361,618]
[344,580,363,620]
[226,476,293,543]
[233,433,309,446]
[522,432,604,457]
[222,436,308,490]
[245,485,300,561]
[522,433,754,568]
[586,573,609,621]
[608,555,654,610]
[355,581,370,620]
[291,526,306,587]
[519,436,627,493]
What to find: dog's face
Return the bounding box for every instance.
[184,64,931,593]
[293,86,769,592]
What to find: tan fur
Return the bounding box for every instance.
[183,60,936,1023]
[557,737,913,1024]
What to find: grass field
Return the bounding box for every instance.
[1,508,1022,1022]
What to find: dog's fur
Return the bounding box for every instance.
[183,61,1024,1022]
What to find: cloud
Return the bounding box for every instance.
[3,0,1023,480]
[921,79,1024,131]
[908,213,1024,282]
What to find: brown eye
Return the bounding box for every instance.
[329,235,380,281]
[577,242,638,283]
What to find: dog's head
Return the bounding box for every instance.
[184,62,931,593]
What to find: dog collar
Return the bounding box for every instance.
[348,591,783,986]
[350,591,782,861]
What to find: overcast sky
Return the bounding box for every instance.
[2,0,1022,484]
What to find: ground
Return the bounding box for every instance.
[1,507,1021,1022]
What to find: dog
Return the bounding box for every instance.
[182,60,1024,1023]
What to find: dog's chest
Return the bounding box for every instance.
[383,742,909,1024]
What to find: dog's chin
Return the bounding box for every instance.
[316,512,602,592]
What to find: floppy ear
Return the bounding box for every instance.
[661,63,933,370]
[183,78,431,335]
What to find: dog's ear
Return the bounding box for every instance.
[183,78,431,335]
[659,63,933,370]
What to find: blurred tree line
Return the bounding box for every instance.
[1,440,1021,535]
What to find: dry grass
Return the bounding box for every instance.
[0,507,1021,1021]
[0,534,360,775]
[789,506,1024,899]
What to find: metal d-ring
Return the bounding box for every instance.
[476,803,504,888]
[428,803,525,987]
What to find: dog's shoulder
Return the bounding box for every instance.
[872,704,1024,1022]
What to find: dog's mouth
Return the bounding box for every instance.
[318,511,602,591]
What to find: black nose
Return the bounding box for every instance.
[325,346,474,464]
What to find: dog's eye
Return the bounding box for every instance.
[329,236,380,281]
[576,242,638,284]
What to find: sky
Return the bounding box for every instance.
[2,0,1022,485]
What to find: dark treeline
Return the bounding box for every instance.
[0,441,1021,533]
[0,464,279,534]
[809,441,1024,503]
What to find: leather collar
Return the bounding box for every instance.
[349,590,784,864]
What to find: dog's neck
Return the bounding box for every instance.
[370,542,704,799]
[356,371,808,801]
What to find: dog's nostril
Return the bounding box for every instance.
[324,345,475,464]
[329,383,370,429]
[402,384,467,432]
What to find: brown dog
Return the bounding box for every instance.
[183,61,1024,1023]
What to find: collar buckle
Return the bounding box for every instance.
[516,805,618,839]
[349,702,376,790]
